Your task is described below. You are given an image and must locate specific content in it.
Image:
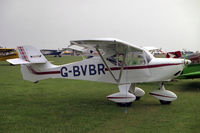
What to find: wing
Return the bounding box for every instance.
[178,64,200,79]
[68,45,86,52]
[179,71,200,79]
[70,38,144,57]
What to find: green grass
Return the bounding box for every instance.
[0,56,200,133]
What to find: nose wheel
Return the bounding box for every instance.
[160,100,171,105]
[149,82,177,105]
[135,96,141,101]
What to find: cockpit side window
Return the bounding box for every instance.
[106,53,124,66]
[106,46,151,66]
[106,44,125,66]
[125,50,146,66]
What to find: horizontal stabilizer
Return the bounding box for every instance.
[7,58,30,65]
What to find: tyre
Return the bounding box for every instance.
[116,102,132,107]
[160,100,171,105]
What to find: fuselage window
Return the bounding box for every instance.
[125,51,146,66]
[106,47,150,66]
[106,53,124,66]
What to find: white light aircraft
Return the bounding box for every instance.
[7,38,191,106]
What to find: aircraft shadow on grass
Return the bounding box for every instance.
[0,63,14,66]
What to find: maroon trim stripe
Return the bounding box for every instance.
[149,92,176,98]
[107,97,134,99]
[18,46,30,62]
[28,66,60,75]
[105,63,182,71]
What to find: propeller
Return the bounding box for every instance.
[183,53,191,65]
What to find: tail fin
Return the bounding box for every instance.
[7,46,57,83]
[7,46,47,65]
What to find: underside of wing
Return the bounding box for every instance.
[68,45,86,52]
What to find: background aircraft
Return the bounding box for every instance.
[145,46,200,79]
[0,48,18,61]
[166,50,200,79]
[178,64,200,79]
[40,49,62,57]
[68,45,99,59]
[7,38,190,106]
[143,46,165,56]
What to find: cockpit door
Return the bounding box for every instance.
[122,47,152,83]
[105,46,152,83]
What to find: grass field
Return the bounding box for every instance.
[0,56,200,133]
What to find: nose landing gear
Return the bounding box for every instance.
[149,82,177,105]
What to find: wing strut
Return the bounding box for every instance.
[118,47,127,83]
[96,46,127,84]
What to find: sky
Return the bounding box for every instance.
[0,0,199,51]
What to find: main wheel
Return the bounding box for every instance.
[160,100,171,105]
[117,102,132,107]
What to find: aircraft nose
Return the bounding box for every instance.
[184,59,191,65]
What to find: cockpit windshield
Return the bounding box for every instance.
[106,46,152,66]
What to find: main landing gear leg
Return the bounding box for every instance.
[149,82,177,105]
[107,83,145,107]
[107,84,136,107]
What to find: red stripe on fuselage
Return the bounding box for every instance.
[107,97,134,99]
[27,63,183,75]
[105,63,182,71]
